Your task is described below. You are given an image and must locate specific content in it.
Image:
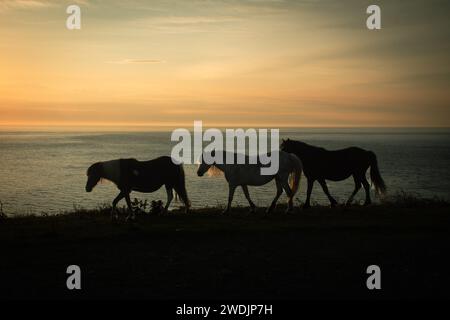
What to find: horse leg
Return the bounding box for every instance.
[304,179,314,209]
[223,184,237,214]
[267,179,283,214]
[346,175,362,206]
[281,179,294,213]
[318,179,338,207]
[124,192,134,221]
[111,191,125,220]
[175,185,190,214]
[164,185,174,214]
[242,185,256,213]
[362,176,371,206]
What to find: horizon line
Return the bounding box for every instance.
[1,124,449,133]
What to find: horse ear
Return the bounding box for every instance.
[281,138,285,143]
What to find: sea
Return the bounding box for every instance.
[0,128,449,215]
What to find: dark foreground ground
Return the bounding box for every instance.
[1,199,450,300]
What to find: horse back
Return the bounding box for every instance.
[119,156,181,192]
[303,146,371,180]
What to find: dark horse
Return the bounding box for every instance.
[85,156,190,220]
[280,139,386,208]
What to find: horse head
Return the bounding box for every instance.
[197,149,216,177]
[280,138,293,152]
[85,162,103,192]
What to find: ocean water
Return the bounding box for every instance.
[0,128,449,215]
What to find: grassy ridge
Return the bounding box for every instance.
[1,198,450,300]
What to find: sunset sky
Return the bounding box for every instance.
[1,0,449,128]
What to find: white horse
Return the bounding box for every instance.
[197,150,303,214]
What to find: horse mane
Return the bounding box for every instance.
[206,165,224,177]
[290,140,326,152]
[87,162,102,176]
[87,162,111,184]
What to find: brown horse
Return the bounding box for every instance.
[85,156,190,220]
[280,139,386,208]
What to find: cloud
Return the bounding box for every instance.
[105,59,164,64]
[0,0,89,12]
[0,0,54,11]
[149,16,240,25]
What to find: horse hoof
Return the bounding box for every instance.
[303,204,311,210]
[249,207,256,213]
[285,208,294,214]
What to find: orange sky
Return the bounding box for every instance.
[1,0,449,129]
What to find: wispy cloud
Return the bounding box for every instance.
[105,59,164,64]
[0,0,54,11]
[149,16,240,25]
[132,15,242,34]
[0,0,88,12]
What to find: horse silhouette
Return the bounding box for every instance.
[280,139,386,208]
[197,150,303,214]
[85,156,190,220]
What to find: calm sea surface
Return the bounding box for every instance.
[0,128,449,215]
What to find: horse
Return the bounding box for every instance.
[197,150,303,214]
[280,139,386,208]
[85,156,190,220]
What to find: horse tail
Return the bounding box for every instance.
[368,151,386,196]
[289,153,303,198]
[174,164,191,209]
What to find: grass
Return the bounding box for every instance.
[1,195,450,300]
[0,201,6,220]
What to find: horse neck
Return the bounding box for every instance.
[294,142,314,155]
[210,151,228,173]
[214,151,244,174]
[212,162,227,174]
[101,160,121,184]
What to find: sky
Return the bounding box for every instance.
[0,0,449,128]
